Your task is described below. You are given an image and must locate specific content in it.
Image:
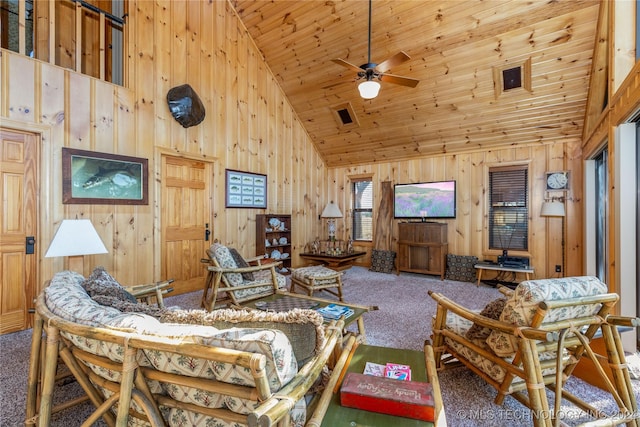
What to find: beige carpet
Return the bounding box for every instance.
[1,267,638,426]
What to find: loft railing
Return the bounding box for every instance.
[1,0,126,86]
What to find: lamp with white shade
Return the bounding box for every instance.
[45,219,108,274]
[358,79,381,99]
[321,201,343,241]
[540,200,566,217]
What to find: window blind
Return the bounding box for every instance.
[489,166,528,251]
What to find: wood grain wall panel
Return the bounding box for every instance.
[185,1,202,154]
[2,0,612,290]
[154,1,173,151]
[328,143,577,279]
[66,73,91,148]
[7,54,35,122]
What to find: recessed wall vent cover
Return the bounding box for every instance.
[493,58,532,98]
[502,67,522,90]
[331,102,360,128]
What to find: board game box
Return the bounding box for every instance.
[340,372,434,421]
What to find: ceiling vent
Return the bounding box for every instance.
[331,102,360,128]
[493,58,532,98]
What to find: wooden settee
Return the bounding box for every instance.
[27,270,344,427]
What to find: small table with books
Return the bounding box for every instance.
[313,342,446,427]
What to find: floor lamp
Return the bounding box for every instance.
[541,198,566,275]
[45,219,108,274]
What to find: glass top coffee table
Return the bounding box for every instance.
[244,291,377,342]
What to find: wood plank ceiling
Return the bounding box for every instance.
[230,0,600,167]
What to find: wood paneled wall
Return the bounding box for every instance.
[327,140,583,280]
[1,0,591,291]
[1,0,328,290]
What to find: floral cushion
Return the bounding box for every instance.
[45,271,123,327]
[292,265,341,285]
[209,243,243,286]
[209,243,286,300]
[161,308,325,366]
[438,312,568,385]
[486,276,608,357]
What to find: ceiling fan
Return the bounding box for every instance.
[331,0,419,99]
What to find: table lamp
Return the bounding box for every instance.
[45,219,108,274]
[321,201,343,241]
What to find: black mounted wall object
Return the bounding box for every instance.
[166,84,205,128]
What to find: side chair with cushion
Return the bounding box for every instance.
[429,276,640,427]
[201,242,287,310]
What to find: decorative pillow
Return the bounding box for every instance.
[486,276,608,357]
[82,266,138,304]
[45,271,123,327]
[370,249,396,273]
[465,298,506,341]
[91,294,167,318]
[161,308,325,366]
[228,247,255,281]
[208,243,243,286]
[445,254,479,282]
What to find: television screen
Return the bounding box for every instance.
[394,181,456,219]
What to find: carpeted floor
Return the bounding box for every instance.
[2,266,639,426]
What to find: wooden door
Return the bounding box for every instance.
[1,129,38,334]
[161,155,212,295]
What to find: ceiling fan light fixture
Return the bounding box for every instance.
[358,80,381,99]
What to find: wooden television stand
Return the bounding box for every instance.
[396,222,448,279]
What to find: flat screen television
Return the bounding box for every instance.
[394,180,456,219]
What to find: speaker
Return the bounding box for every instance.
[166,84,205,128]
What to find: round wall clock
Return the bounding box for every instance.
[545,171,570,190]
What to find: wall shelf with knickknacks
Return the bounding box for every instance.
[256,214,291,274]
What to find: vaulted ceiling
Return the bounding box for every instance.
[230,0,600,168]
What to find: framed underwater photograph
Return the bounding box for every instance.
[62,148,148,205]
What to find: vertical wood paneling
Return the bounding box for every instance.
[8,54,35,122]
[154,1,172,151]
[328,143,581,280]
[1,0,610,292]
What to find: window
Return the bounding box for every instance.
[489,166,528,252]
[594,148,609,282]
[352,179,373,241]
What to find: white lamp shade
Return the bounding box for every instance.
[540,201,565,217]
[321,201,343,218]
[358,80,381,99]
[45,219,108,257]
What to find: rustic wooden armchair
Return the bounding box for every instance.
[201,242,287,310]
[429,276,640,427]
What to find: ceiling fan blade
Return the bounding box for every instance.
[379,73,420,88]
[332,58,364,74]
[375,51,411,73]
